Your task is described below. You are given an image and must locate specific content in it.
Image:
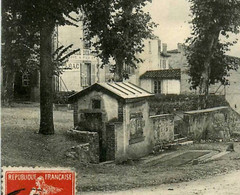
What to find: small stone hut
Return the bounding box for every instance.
[69,82,174,162]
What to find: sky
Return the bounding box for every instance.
[145,0,240,57]
[58,0,240,58]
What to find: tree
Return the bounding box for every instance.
[2,1,39,106]
[2,0,84,134]
[8,0,90,135]
[82,0,157,81]
[186,0,240,108]
[4,0,155,134]
[2,1,79,107]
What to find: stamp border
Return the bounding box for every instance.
[1,166,77,195]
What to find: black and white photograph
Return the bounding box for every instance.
[1,0,240,194]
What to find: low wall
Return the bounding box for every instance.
[183,106,240,141]
[114,114,175,162]
[150,114,174,152]
[114,122,126,162]
[67,129,99,163]
[114,120,153,163]
[65,143,91,163]
[106,124,116,161]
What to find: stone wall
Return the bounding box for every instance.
[114,101,175,162]
[150,114,174,144]
[76,90,119,125]
[150,114,174,152]
[67,129,99,163]
[106,124,116,161]
[65,143,91,163]
[73,102,78,127]
[183,107,240,141]
[114,122,125,162]
[124,100,152,160]
[113,100,152,162]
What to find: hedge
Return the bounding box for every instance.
[149,94,229,114]
[53,91,76,104]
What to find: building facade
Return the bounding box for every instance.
[56,22,182,95]
[57,20,113,92]
[168,43,240,113]
[128,39,181,95]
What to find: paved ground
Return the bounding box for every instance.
[81,171,240,195]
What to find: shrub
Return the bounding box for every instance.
[53,91,76,104]
[149,94,229,114]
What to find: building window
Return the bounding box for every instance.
[162,59,167,69]
[22,72,30,87]
[81,63,91,87]
[148,41,152,53]
[83,49,90,55]
[92,99,101,109]
[84,41,91,49]
[154,80,161,94]
[105,65,112,82]
[124,64,135,77]
[160,59,167,69]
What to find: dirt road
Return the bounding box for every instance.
[81,170,240,195]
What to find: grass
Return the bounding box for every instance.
[1,104,79,167]
[2,103,240,192]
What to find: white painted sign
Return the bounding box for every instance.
[64,62,81,70]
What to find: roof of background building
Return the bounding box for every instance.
[140,69,181,80]
[167,49,181,54]
[160,52,171,57]
[69,82,154,102]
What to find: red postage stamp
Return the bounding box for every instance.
[2,167,76,195]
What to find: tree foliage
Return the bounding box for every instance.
[2,1,40,105]
[186,41,240,89]
[186,0,240,99]
[2,0,87,134]
[82,0,157,81]
[2,0,156,134]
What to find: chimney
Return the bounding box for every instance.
[177,43,183,52]
[162,43,167,54]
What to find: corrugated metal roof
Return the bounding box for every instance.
[69,82,154,102]
[140,69,181,80]
[98,82,153,99]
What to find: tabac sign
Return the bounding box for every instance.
[64,62,81,70]
[61,61,92,71]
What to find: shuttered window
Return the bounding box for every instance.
[154,80,161,94]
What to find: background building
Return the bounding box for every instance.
[57,20,113,92]
[128,39,181,94]
[168,43,240,113]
